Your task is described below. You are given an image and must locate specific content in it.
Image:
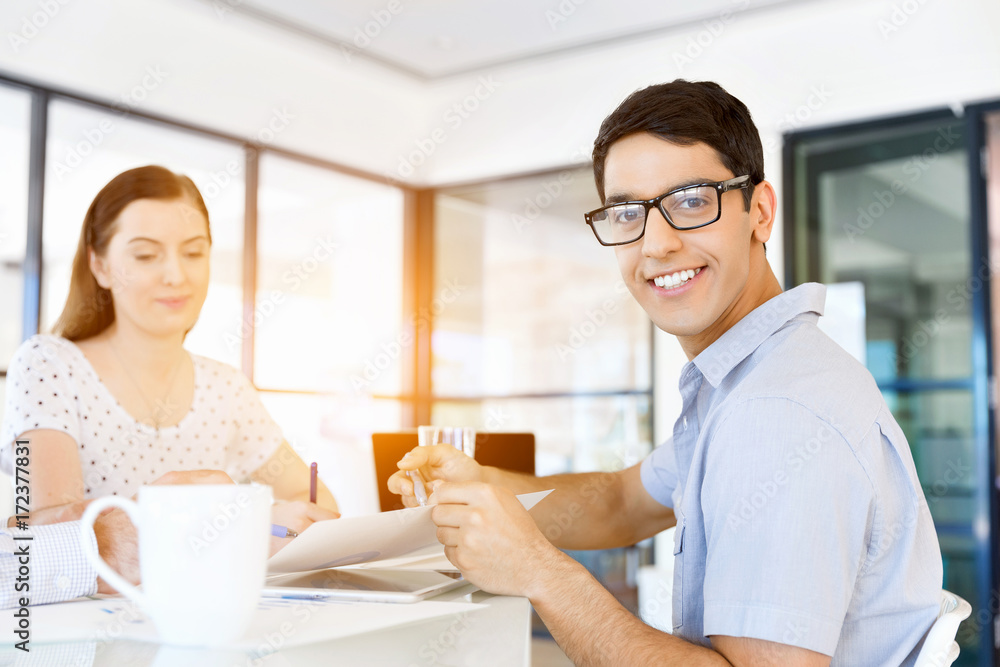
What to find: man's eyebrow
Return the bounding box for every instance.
[604,178,717,205]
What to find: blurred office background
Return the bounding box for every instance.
[1,0,999,663]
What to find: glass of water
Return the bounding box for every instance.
[418,426,476,458]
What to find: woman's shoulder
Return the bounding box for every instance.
[10,334,79,370]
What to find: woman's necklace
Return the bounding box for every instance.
[106,337,187,441]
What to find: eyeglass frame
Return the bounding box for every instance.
[583,175,753,246]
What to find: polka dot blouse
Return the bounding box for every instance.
[0,335,283,499]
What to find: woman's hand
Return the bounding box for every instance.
[269,500,340,556]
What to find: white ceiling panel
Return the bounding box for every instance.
[230,0,805,79]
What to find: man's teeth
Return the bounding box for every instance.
[654,267,701,289]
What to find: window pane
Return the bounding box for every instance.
[431,394,652,477]
[434,169,651,396]
[806,122,970,382]
[884,389,974,526]
[259,392,403,517]
[42,100,245,366]
[254,154,404,395]
[0,85,31,364]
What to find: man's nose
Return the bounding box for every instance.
[640,207,684,258]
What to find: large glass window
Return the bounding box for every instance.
[432,168,654,617]
[254,154,405,396]
[0,85,32,365]
[42,100,245,366]
[254,155,406,516]
[788,114,988,665]
[434,172,651,399]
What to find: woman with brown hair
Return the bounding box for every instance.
[0,165,338,547]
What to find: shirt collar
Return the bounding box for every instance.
[692,282,827,388]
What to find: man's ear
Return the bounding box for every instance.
[749,180,778,244]
[88,248,112,290]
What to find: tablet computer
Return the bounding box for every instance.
[262,568,467,603]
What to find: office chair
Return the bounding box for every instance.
[372,431,535,512]
[913,589,972,667]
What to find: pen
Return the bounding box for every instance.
[310,462,318,504]
[407,470,428,507]
[271,524,298,539]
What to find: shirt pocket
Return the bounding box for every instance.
[672,517,685,630]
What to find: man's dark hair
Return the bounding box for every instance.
[592,80,764,210]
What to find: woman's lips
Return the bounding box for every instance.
[156,297,190,309]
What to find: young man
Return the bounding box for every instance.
[390,80,942,666]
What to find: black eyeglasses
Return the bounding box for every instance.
[584,175,752,246]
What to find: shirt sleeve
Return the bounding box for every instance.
[640,437,679,508]
[0,337,81,475]
[700,397,874,656]
[225,369,285,481]
[1,522,98,609]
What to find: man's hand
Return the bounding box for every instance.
[429,481,562,598]
[269,501,340,556]
[388,445,485,508]
[93,508,139,594]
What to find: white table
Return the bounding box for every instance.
[0,586,532,666]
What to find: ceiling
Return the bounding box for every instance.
[225,0,801,80]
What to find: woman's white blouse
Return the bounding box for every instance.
[1,334,283,498]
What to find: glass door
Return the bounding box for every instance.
[786,111,993,666]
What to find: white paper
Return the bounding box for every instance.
[267,489,553,575]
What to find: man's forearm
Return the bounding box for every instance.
[530,551,732,667]
[480,466,645,550]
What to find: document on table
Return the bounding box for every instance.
[266,489,554,575]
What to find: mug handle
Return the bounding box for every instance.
[80,496,147,609]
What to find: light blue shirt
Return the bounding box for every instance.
[641,283,942,665]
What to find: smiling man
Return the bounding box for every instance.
[391,80,943,666]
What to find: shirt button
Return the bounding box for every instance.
[55,574,71,590]
[682,416,689,429]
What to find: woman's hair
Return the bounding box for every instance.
[591,79,764,209]
[52,165,211,341]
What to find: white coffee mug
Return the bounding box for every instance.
[80,484,272,647]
